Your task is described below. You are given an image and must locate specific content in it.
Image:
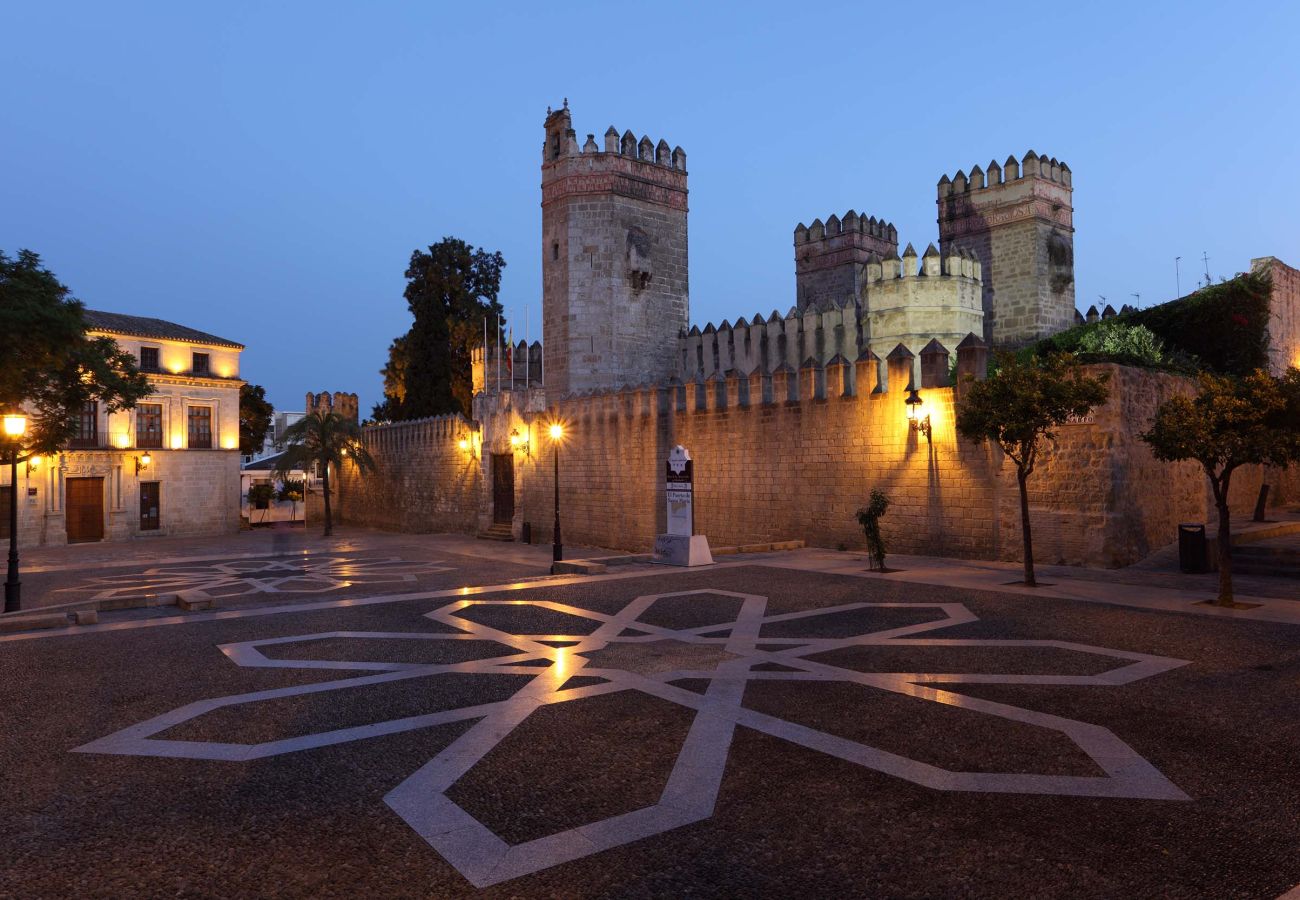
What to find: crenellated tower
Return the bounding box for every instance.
[937,151,1075,346]
[541,101,689,398]
[794,210,898,311]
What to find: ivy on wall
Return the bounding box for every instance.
[1028,270,1272,376]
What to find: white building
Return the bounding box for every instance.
[2,310,243,547]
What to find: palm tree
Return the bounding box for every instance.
[275,411,375,536]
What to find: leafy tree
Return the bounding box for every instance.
[856,489,890,571]
[239,384,274,456]
[956,353,1111,586]
[0,249,150,454]
[1141,369,1300,606]
[377,238,506,419]
[371,334,411,421]
[275,411,375,537]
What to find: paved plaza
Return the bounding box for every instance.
[2,534,1300,898]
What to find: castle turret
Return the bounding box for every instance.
[794,209,898,311]
[541,101,689,397]
[937,149,1075,346]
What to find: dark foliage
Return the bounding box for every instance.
[377,238,506,420]
[1027,270,1271,376]
[0,249,151,454]
[239,384,274,455]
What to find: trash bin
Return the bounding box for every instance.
[521,521,532,545]
[1178,523,1208,573]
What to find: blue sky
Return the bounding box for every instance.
[4,2,1298,414]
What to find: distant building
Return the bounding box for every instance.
[3,311,244,547]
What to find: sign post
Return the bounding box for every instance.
[653,445,713,567]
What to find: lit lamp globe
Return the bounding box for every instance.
[3,413,27,438]
[549,423,563,440]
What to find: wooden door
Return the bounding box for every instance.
[139,481,160,531]
[66,477,105,543]
[491,454,514,525]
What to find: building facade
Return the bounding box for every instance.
[2,311,244,548]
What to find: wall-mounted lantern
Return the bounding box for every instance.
[135,451,152,475]
[509,427,530,456]
[26,454,41,477]
[457,433,478,460]
[905,388,932,443]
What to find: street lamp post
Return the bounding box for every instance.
[3,411,28,613]
[549,423,563,573]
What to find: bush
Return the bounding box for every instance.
[1074,320,1169,367]
[1026,270,1271,376]
[248,483,274,510]
[277,480,304,502]
[856,490,890,571]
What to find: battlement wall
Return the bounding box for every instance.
[500,359,1243,567]
[305,390,359,425]
[678,244,982,385]
[472,341,543,394]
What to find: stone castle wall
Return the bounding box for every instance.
[1255,255,1300,375]
[317,413,480,534]
[329,354,1281,569]
[677,248,981,388]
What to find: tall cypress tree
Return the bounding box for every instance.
[382,237,505,420]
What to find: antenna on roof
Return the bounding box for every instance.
[1175,256,1181,298]
[1202,251,1211,286]
[1131,292,1140,307]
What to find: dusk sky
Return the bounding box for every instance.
[5,2,1298,415]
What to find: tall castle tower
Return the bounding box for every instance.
[937,152,1075,346]
[794,211,898,311]
[541,102,689,397]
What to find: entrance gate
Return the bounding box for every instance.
[491,454,514,525]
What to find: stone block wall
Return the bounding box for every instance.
[318,414,481,534]
[498,362,1275,568]
[1255,255,1300,375]
[5,448,240,548]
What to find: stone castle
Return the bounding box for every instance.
[477,102,1076,396]
[336,103,1299,570]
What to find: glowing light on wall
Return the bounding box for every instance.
[222,436,237,450]
[171,435,184,450]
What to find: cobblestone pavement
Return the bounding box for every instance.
[2,558,1299,898]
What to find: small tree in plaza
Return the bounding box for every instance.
[276,411,375,537]
[1141,368,1300,606]
[856,490,890,571]
[956,353,1111,587]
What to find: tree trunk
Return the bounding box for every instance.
[322,461,333,537]
[1018,467,1036,587]
[1213,471,1233,606]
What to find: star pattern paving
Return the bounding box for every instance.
[61,555,454,601]
[77,589,1191,887]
